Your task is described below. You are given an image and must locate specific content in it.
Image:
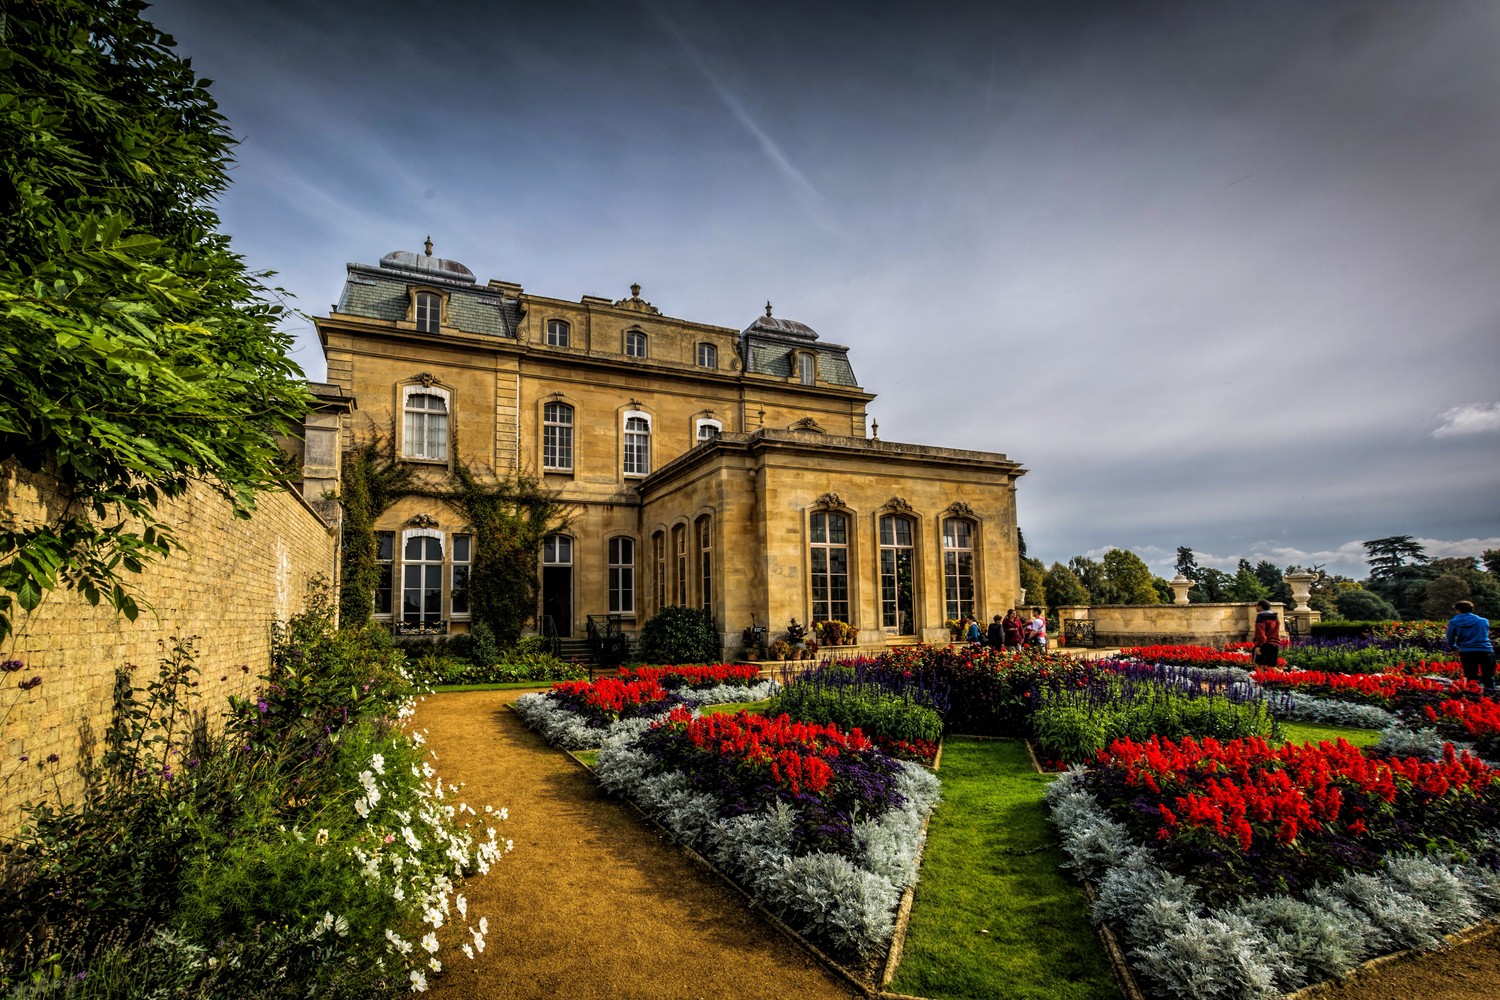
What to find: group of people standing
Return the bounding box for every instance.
[957,608,1048,650]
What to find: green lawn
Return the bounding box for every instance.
[696,699,771,716]
[888,737,1120,1000]
[1278,721,1383,748]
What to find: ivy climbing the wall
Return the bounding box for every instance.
[338,438,568,644]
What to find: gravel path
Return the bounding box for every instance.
[414,689,859,1000]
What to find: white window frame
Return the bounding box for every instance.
[697,342,717,368]
[695,418,722,444]
[809,511,850,625]
[623,409,651,477]
[414,291,442,333]
[401,384,450,461]
[625,330,648,358]
[797,352,815,385]
[543,401,574,471]
[546,318,570,347]
[942,518,976,621]
[400,528,445,625]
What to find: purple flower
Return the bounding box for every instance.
[18,675,42,691]
[1,659,23,673]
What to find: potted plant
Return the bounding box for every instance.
[740,624,762,661]
[768,639,791,661]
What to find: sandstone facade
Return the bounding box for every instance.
[318,245,1025,651]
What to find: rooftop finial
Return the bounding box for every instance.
[765,300,773,317]
[423,235,433,256]
[631,282,641,298]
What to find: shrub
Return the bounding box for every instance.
[637,606,719,665]
[768,667,943,762]
[1335,590,1399,622]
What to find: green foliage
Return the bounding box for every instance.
[1421,573,1472,620]
[0,0,313,643]
[1020,557,1048,610]
[0,594,501,996]
[1335,588,1398,622]
[1032,685,1279,763]
[1102,548,1160,604]
[468,620,502,668]
[336,440,414,628]
[768,672,943,748]
[637,605,719,664]
[1191,566,1233,603]
[1044,562,1089,608]
[449,461,567,647]
[1227,560,1271,602]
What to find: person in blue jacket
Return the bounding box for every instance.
[1445,600,1496,694]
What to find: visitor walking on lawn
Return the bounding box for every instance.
[1253,600,1281,667]
[1446,600,1497,694]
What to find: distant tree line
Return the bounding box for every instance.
[1019,533,1500,621]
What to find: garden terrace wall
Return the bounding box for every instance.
[1058,602,1279,647]
[0,464,337,834]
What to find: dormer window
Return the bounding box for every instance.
[546,319,570,347]
[697,343,717,368]
[625,330,648,358]
[414,291,441,333]
[797,353,815,385]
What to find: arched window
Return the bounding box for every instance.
[414,291,441,333]
[672,524,687,606]
[402,532,444,625]
[695,418,722,444]
[652,531,666,610]
[623,413,651,476]
[942,518,976,620]
[546,318,570,347]
[797,353,815,385]
[625,330,648,358]
[697,516,713,611]
[879,515,916,635]
[543,401,573,470]
[608,537,635,614]
[403,388,449,461]
[809,511,849,624]
[697,343,717,368]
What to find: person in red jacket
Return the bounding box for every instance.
[1253,600,1281,667]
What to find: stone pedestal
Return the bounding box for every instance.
[1169,574,1192,605]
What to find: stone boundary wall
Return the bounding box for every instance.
[0,464,337,834]
[1058,602,1281,647]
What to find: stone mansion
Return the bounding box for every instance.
[312,243,1026,651]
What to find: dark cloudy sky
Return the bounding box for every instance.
[147,0,1500,579]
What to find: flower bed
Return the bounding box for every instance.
[768,662,945,764]
[596,708,940,959]
[1424,698,1500,759]
[1048,735,1500,999]
[1030,663,1278,764]
[1281,636,1461,675]
[1120,644,1267,668]
[1252,668,1480,713]
[619,663,763,689]
[512,670,779,750]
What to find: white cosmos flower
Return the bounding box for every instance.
[456,894,467,919]
[428,957,441,973]
[371,753,385,775]
[462,943,474,960]
[409,969,427,992]
[421,932,440,954]
[354,798,370,819]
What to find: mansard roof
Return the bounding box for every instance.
[336,244,520,339]
[739,308,859,387]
